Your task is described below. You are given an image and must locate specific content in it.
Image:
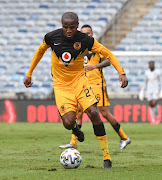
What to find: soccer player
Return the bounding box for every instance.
[24,12,128,169]
[59,25,131,150]
[141,61,161,124]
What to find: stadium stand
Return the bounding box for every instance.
[0,0,132,99]
[0,0,161,99]
[115,0,162,51]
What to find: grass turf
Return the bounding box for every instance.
[0,123,162,180]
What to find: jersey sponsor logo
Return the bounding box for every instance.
[73,42,81,50]
[62,52,71,62]
[84,56,88,64]
[54,43,61,46]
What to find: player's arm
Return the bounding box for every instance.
[24,37,50,88]
[90,39,128,88]
[84,58,110,72]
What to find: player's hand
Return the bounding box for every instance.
[84,64,95,72]
[24,76,33,88]
[118,74,128,88]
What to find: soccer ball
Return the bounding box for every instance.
[60,148,82,169]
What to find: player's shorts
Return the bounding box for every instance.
[54,75,98,116]
[147,91,159,101]
[91,85,110,107]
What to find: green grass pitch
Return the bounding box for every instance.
[0,123,162,180]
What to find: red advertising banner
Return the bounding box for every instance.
[0,99,161,123]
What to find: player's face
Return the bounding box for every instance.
[149,62,155,71]
[81,27,93,37]
[62,19,78,39]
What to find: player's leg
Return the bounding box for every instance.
[151,92,159,116]
[78,75,112,168]
[94,85,130,149]
[149,100,155,123]
[70,104,83,147]
[99,106,128,140]
[151,99,158,114]
[151,99,161,124]
[85,104,112,169]
[147,92,156,123]
[61,111,84,142]
[59,104,83,148]
[98,106,131,149]
[54,87,84,144]
[77,104,83,126]
[153,100,158,116]
[149,98,158,124]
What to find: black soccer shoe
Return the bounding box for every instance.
[73,129,84,142]
[104,160,112,169]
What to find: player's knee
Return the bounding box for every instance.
[63,119,74,130]
[87,107,98,119]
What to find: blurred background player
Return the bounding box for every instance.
[140,61,161,124]
[24,12,128,169]
[59,25,131,150]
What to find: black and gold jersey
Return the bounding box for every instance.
[44,29,94,86]
[84,52,106,86]
[27,28,125,87]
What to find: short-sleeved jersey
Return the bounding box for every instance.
[84,52,106,86]
[145,69,161,93]
[26,28,125,87]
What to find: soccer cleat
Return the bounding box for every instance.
[73,129,84,142]
[119,137,131,149]
[104,160,112,169]
[59,142,77,149]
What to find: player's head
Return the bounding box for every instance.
[62,12,79,39]
[149,61,155,71]
[81,24,93,37]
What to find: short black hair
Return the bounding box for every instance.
[149,60,154,64]
[61,12,79,24]
[81,24,92,31]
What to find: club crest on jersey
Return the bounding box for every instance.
[60,105,66,112]
[62,52,71,62]
[84,56,88,64]
[73,42,81,50]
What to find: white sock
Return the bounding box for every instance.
[153,105,158,116]
[150,108,155,122]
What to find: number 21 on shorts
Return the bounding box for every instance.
[84,87,94,97]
